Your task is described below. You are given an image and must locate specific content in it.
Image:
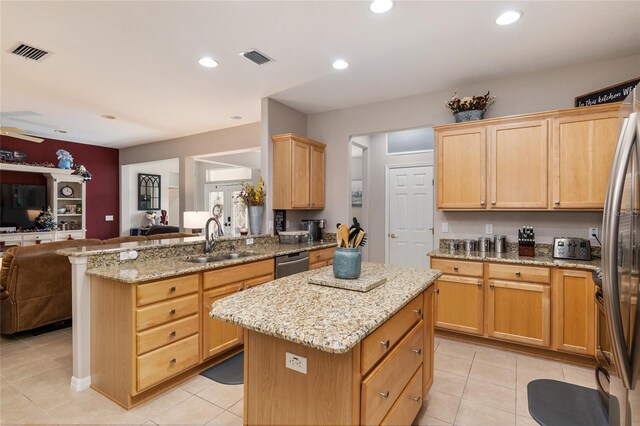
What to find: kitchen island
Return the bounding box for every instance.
[211,263,441,426]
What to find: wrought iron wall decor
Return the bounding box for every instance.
[138,173,161,211]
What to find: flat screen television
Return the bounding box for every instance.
[0,184,47,230]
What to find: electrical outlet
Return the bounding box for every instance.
[485,224,493,234]
[119,250,138,261]
[286,220,290,229]
[589,227,599,240]
[441,223,449,233]
[105,215,114,222]
[268,220,273,231]
[246,238,254,245]
[285,352,307,374]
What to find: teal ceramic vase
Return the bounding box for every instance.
[333,247,361,279]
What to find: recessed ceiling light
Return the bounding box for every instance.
[101,115,116,120]
[54,129,67,134]
[230,116,242,120]
[495,10,523,25]
[198,57,219,68]
[369,0,394,14]
[332,59,350,70]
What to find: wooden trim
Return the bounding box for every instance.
[433,102,621,132]
[351,343,362,426]
[438,274,483,286]
[271,133,326,149]
[243,328,249,426]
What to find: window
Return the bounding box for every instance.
[386,127,434,155]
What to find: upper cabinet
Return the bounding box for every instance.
[272,133,326,210]
[435,103,620,211]
[551,109,619,209]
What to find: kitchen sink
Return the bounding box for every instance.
[186,252,256,263]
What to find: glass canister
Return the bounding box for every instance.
[333,247,362,279]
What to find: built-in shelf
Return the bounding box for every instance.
[0,163,75,175]
[58,214,82,217]
[58,197,82,201]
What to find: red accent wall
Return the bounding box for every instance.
[1,136,120,239]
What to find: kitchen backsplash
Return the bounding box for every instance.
[438,239,601,258]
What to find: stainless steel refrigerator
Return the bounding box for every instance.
[602,86,640,426]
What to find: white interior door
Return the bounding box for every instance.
[204,183,247,235]
[387,165,434,268]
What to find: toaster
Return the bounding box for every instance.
[553,237,592,260]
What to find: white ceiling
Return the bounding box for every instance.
[1,1,639,149]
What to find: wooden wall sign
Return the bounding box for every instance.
[575,77,639,107]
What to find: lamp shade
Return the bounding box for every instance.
[183,211,210,230]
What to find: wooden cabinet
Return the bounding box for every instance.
[434,103,621,211]
[436,126,487,209]
[309,246,336,269]
[435,274,484,335]
[488,119,548,209]
[202,259,274,360]
[486,279,551,347]
[272,133,326,210]
[551,109,619,209]
[423,286,436,394]
[553,269,596,355]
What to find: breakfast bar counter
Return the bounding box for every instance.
[211,263,441,425]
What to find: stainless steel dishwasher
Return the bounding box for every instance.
[275,251,309,278]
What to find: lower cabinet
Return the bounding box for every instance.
[203,283,244,359]
[309,247,336,269]
[553,269,596,355]
[435,274,484,335]
[486,279,550,347]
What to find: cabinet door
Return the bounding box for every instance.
[203,283,243,360]
[489,120,548,209]
[487,280,550,347]
[552,112,618,209]
[553,269,596,355]
[435,275,484,335]
[309,145,325,209]
[291,141,311,208]
[437,127,487,209]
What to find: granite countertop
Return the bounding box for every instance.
[85,241,337,283]
[429,249,601,271]
[210,263,441,354]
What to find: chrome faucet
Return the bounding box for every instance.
[204,217,224,254]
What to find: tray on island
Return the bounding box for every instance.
[307,264,387,292]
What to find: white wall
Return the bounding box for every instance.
[305,54,640,248]
[120,158,178,235]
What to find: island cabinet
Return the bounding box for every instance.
[202,259,274,360]
[243,289,434,425]
[308,246,336,269]
[431,257,597,360]
[434,103,620,211]
[271,133,326,210]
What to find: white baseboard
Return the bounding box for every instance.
[69,375,91,391]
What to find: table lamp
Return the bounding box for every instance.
[183,211,210,235]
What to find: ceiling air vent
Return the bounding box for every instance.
[10,43,51,61]
[240,49,273,65]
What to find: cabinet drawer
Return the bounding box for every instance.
[137,334,199,391]
[361,322,424,426]
[244,273,274,289]
[361,294,423,375]
[137,314,199,355]
[203,259,274,290]
[136,294,198,331]
[309,247,336,264]
[381,366,423,426]
[137,275,198,306]
[431,258,483,277]
[488,263,550,284]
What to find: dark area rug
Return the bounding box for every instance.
[200,352,244,385]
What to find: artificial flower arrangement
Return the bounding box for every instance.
[145,210,157,227]
[445,90,496,113]
[237,177,266,207]
[56,149,74,169]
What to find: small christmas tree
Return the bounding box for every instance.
[35,207,58,231]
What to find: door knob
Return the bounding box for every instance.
[390,233,398,239]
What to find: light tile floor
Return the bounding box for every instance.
[413,336,597,426]
[1,328,596,425]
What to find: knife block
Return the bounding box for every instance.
[518,245,535,257]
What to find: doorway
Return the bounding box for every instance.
[204,183,247,236]
[386,165,434,268]
[349,139,369,261]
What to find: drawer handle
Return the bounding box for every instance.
[169,331,176,337]
[476,282,482,288]
[169,358,176,366]
[490,283,495,288]
[480,201,485,206]
[413,348,422,356]
[169,286,177,292]
[491,201,496,205]
[436,288,440,294]
[555,200,560,206]
[169,309,176,315]
[413,309,422,316]
[380,391,390,398]
[380,340,390,349]
[515,271,521,277]
[453,266,459,272]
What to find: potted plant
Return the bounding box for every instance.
[445,90,496,122]
[237,177,266,235]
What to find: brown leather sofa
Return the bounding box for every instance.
[0,232,193,334]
